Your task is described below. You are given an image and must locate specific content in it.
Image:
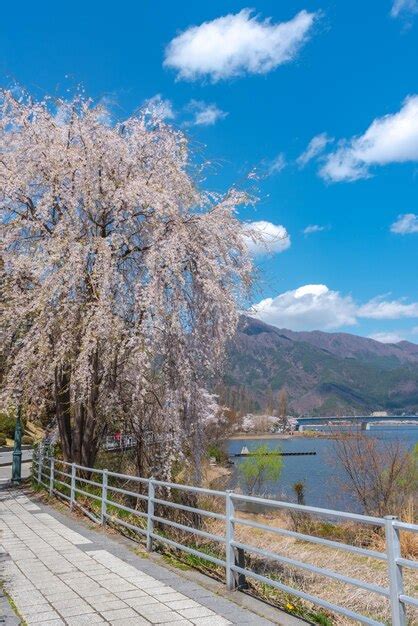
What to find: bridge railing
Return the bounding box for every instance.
[32,451,418,626]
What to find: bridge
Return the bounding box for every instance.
[295,415,418,431]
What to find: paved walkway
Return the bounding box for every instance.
[0,449,32,484]
[0,489,284,626]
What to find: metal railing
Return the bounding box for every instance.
[32,452,417,626]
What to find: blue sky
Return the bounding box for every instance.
[2,0,418,342]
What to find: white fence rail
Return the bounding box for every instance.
[32,452,417,626]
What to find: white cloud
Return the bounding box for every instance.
[251,284,357,331]
[143,94,175,120]
[320,96,418,182]
[269,153,286,174]
[243,221,291,256]
[164,9,317,82]
[391,0,418,18]
[250,284,418,331]
[358,296,418,319]
[368,331,406,344]
[186,100,227,126]
[390,213,418,234]
[297,133,333,166]
[303,224,328,235]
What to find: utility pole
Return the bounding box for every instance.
[12,406,23,484]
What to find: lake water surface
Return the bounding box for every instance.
[227,425,417,512]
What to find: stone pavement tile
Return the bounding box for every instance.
[154,592,188,603]
[85,592,120,605]
[164,599,200,611]
[60,608,99,618]
[134,580,173,591]
[100,607,138,620]
[160,622,193,626]
[178,607,215,619]
[18,604,55,617]
[191,615,232,626]
[146,586,176,596]
[110,615,150,626]
[115,589,148,599]
[134,603,179,617]
[88,598,128,612]
[52,602,95,617]
[45,590,80,602]
[33,513,92,545]
[7,591,46,606]
[22,609,62,623]
[27,621,65,626]
[136,610,182,625]
[100,580,138,593]
[49,597,88,610]
[65,614,106,625]
[124,596,160,609]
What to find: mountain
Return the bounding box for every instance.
[222,316,418,416]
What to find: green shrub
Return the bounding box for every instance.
[238,444,283,495]
[22,435,34,445]
[207,444,226,463]
[0,412,16,438]
[0,436,7,446]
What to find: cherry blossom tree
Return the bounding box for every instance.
[0,91,253,475]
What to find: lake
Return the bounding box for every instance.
[227,425,417,512]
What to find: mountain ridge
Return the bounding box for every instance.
[222,316,418,415]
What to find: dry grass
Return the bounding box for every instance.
[205,508,418,625]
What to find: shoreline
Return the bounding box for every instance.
[228,431,345,440]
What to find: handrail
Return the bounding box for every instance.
[231,492,385,525]
[32,452,417,626]
[232,516,387,560]
[231,540,390,597]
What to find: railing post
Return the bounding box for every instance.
[49,457,55,496]
[385,516,406,626]
[101,469,108,525]
[225,490,237,591]
[70,463,76,510]
[146,478,155,552]
[37,447,43,484]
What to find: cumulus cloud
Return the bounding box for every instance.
[303,224,329,235]
[251,285,357,331]
[186,100,227,126]
[320,96,418,182]
[143,94,175,120]
[243,221,291,256]
[391,0,418,18]
[250,284,418,331]
[391,213,418,234]
[297,133,333,167]
[164,9,317,82]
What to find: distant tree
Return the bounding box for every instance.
[238,444,283,495]
[278,388,289,432]
[0,90,253,477]
[332,427,417,517]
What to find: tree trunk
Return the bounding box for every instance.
[54,366,72,461]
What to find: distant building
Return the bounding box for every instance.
[371,411,388,417]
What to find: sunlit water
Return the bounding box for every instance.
[227,425,417,512]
